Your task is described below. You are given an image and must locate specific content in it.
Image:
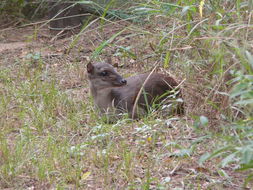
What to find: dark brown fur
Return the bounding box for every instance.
[87,62,184,119]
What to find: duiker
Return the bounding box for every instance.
[87,62,184,120]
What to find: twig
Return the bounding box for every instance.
[131,61,159,119]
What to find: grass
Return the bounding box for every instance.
[1,0,253,189]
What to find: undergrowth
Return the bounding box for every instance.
[0,0,253,189]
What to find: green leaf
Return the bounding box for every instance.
[241,147,253,164]
[200,146,234,165]
[235,99,253,105]
[75,1,96,5]
[217,169,230,178]
[81,171,91,180]
[92,29,125,59]
[173,148,192,157]
[238,162,253,171]
[200,116,208,126]
[221,153,237,167]
[192,135,211,145]
[244,173,253,187]
[245,50,253,71]
[199,152,211,164]
[100,0,115,26]
[231,89,252,99]
[164,52,170,69]
[33,53,41,60]
[181,6,191,16]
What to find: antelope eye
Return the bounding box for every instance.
[100,71,108,76]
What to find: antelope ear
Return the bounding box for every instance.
[87,62,94,73]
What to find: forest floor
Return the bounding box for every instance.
[0,16,252,189]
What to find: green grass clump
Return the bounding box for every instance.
[1,0,253,189]
[0,0,25,16]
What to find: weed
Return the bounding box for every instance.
[1,0,253,189]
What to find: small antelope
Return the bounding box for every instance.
[87,62,184,120]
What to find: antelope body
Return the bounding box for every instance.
[87,62,184,119]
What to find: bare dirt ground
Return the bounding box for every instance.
[0,17,252,189]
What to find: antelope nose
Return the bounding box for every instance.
[120,79,127,84]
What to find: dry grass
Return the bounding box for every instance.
[1,1,253,189]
